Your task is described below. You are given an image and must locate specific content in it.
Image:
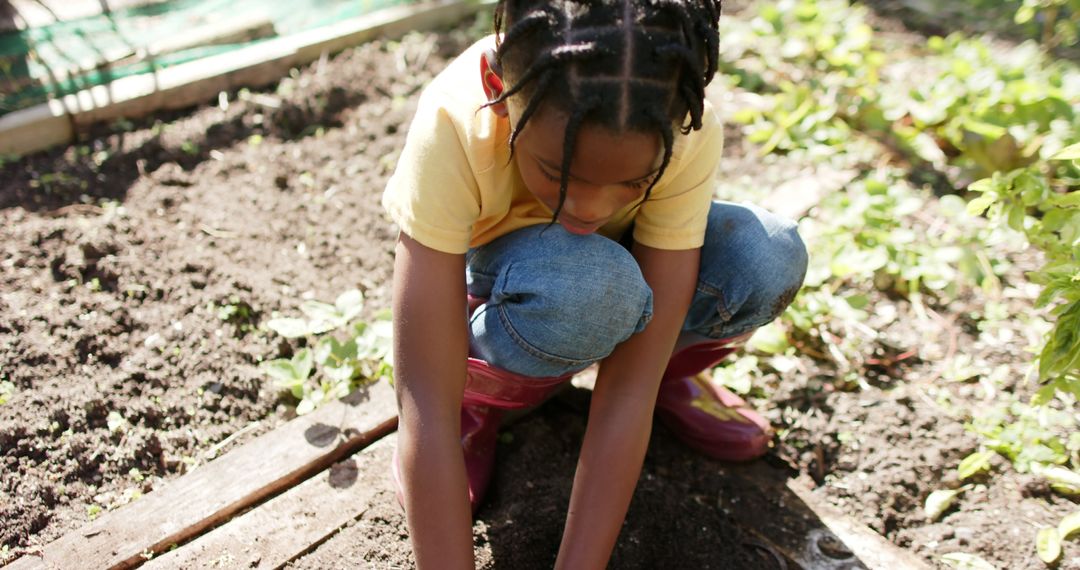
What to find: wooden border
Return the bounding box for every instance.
[0,0,486,156]
[142,435,397,569]
[5,381,397,570]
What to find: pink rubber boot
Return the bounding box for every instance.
[392,316,573,514]
[457,359,572,511]
[655,333,773,462]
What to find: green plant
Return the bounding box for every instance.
[0,153,21,168]
[208,295,258,336]
[720,0,1080,559]
[877,34,1079,181]
[0,381,13,405]
[1015,0,1080,50]
[723,0,883,163]
[967,396,1077,476]
[1036,510,1080,563]
[735,81,854,157]
[967,145,1080,403]
[261,290,392,415]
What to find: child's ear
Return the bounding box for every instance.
[480,48,508,117]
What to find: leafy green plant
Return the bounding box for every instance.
[958,451,996,479]
[877,34,1079,181]
[966,396,1077,478]
[721,0,1079,560]
[800,173,997,299]
[261,290,392,415]
[1015,0,1080,50]
[723,0,883,161]
[762,169,1003,393]
[0,380,13,405]
[711,355,762,395]
[967,145,1079,408]
[924,485,974,521]
[208,295,258,336]
[1034,508,1080,565]
[735,81,854,157]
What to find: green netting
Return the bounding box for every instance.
[0,0,418,117]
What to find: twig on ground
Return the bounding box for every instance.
[199,225,239,239]
[203,420,262,461]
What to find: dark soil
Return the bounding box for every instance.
[2,11,1077,570]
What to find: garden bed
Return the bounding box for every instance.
[2,5,1077,570]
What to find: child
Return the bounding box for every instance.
[382,0,808,567]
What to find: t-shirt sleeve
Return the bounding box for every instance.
[381,88,482,255]
[631,111,723,251]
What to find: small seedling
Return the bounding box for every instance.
[0,381,13,405]
[957,451,994,480]
[262,290,392,414]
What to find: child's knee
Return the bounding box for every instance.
[689,204,808,337]
[764,217,809,312]
[474,240,653,372]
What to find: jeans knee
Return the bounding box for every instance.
[761,223,807,324]
[482,239,653,366]
[772,218,809,295]
[690,204,809,337]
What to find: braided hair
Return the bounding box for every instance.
[488,0,721,220]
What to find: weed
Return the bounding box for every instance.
[0,381,13,405]
[208,295,258,336]
[1015,0,1080,50]
[261,290,392,415]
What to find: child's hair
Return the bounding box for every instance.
[490,0,721,216]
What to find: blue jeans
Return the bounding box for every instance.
[465,201,808,378]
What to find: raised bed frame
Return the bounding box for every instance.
[0,0,487,157]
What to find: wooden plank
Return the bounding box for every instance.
[0,103,73,158]
[5,381,398,570]
[0,0,487,156]
[789,479,933,570]
[143,435,396,569]
[719,460,931,570]
[42,18,279,88]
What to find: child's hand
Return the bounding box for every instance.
[555,245,701,568]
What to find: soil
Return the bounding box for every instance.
[2,7,1078,570]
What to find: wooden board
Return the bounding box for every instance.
[0,0,487,156]
[5,381,397,570]
[720,460,931,570]
[42,17,279,88]
[143,435,397,569]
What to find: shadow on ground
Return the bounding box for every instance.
[479,387,891,569]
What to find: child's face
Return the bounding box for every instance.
[508,102,662,235]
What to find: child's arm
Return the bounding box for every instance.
[392,233,476,570]
[554,243,701,569]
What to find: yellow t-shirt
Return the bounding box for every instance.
[382,36,723,255]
